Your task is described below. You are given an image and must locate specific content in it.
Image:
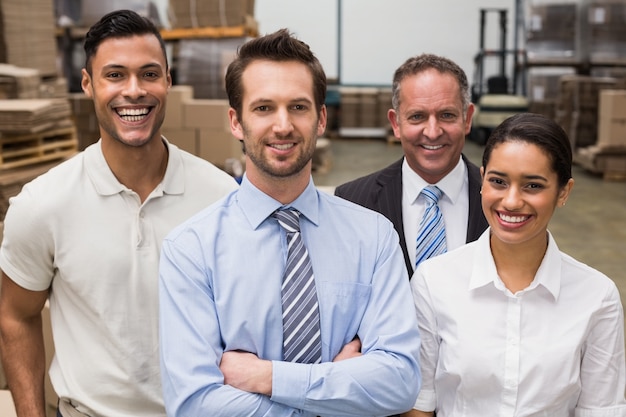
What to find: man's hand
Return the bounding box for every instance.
[333,336,362,362]
[219,351,273,396]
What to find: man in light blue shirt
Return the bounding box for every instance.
[158,29,421,417]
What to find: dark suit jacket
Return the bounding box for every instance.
[335,155,488,277]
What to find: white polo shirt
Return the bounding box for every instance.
[0,138,238,417]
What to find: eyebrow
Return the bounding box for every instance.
[101,62,163,71]
[486,169,548,182]
[249,97,314,106]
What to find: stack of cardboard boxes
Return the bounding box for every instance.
[576,89,626,179]
[68,93,99,151]
[0,99,78,171]
[338,86,393,138]
[162,85,242,169]
[169,0,257,100]
[169,0,255,28]
[0,64,41,99]
[0,0,58,77]
[554,74,618,150]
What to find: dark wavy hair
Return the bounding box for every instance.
[482,113,573,188]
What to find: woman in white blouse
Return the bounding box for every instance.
[405,112,626,416]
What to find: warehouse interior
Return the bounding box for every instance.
[0,0,625,415]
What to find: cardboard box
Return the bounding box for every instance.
[598,89,626,147]
[169,0,249,28]
[162,127,198,155]
[198,129,242,168]
[0,391,17,417]
[164,85,194,129]
[183,99,231,131]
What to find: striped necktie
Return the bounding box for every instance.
[415,185,447,268]
[273,208,322,364]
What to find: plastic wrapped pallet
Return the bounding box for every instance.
[587,0,626,64]
[176,38,247,99]
[80,0,162,27]
[526,0,585,62]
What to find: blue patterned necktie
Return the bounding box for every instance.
[273,208,322,364]
[415,185,447,268]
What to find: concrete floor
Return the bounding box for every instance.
[313,137,626,339]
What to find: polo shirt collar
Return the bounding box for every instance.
[84,137,184,197]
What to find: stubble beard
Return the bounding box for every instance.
[241,121,318,179]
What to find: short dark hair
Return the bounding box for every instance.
[391,53,470,113]
[225,28,326,119]
[84,9,167,75]
[482,112,573,188]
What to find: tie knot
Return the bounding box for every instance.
[421,185,442,205]
[273,208,301,233]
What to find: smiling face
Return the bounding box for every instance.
[480,140,573,249]
[81,34,171,148]
[229,59,326,187]
[388,68,474,184]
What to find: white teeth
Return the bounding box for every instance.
[423,144,443,150]
[117,108,149,116]
[499,214,527,223]
[272,143,294,150]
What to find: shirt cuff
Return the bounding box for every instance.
[414,388,436,412]
[270,360,311,410]
[575,405,626,417]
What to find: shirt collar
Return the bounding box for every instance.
[237,174,320,230]
[469,229,562,300]
[85,137,184,197]
[402,155,466,204]
[160,138,185,195]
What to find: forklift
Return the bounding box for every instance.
[469,8,529,145]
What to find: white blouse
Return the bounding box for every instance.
[411,229,626,416]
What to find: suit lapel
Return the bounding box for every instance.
[463,155,489,242]
[374,159,413,276]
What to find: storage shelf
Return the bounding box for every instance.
[160,25,258,40]
[56,24,258,41]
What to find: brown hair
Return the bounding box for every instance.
[225,28,327,119]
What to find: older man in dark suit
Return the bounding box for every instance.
[336,54,488,277]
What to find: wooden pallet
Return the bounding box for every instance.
[0,125,78,170]
[575,145,626,181]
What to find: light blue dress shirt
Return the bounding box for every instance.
[159,175,421,417]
